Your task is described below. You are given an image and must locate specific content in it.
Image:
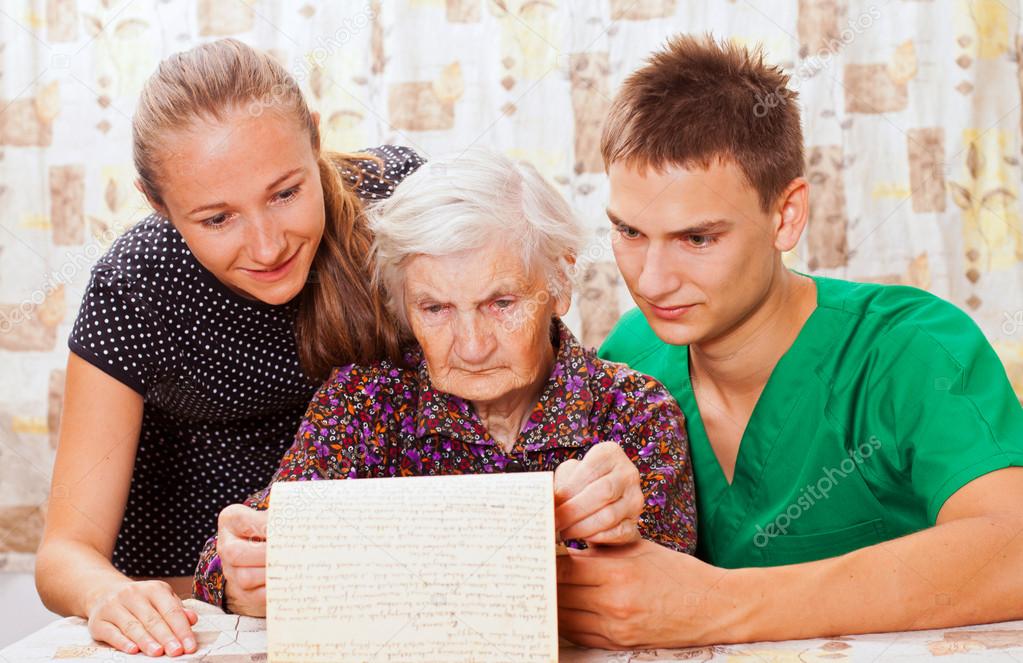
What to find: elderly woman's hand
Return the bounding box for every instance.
[217,504,269,616]
[553,441,644,545]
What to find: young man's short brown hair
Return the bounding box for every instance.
[601,34,804,212]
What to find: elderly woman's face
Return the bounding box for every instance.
[403,243,569,404]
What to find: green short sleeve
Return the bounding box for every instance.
[866,302,1023,524]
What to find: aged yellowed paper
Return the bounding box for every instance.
[266,473,558,662]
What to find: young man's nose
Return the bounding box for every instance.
[634,244,683,303]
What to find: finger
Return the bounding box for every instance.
[89,619,141,655]
[185,608,199,625]
[150,590,198,654]
[555,472,624,532]
[123,594,184,657]
[555,449,616,503]
[583,517,642,546]
[218,534,267,567]
[552,459,581,505]
[219,504,268,540]
[229,564,267,591]
[107,604,163,657]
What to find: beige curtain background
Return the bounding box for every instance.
[0,0,1021,571]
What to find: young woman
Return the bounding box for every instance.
[35,38,422,657]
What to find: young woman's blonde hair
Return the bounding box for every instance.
[132,38,402,379]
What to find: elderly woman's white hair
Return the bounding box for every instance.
[367,146,588,329]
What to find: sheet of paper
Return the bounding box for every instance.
[266,472,558,663]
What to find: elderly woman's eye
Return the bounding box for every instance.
[423,304,446,314]
[493,299,514,310]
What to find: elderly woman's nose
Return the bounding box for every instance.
[245,214,289,266]
[452,316,496,364]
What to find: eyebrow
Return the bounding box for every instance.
[187,167,305,216]
[410,283,523,306]
[606,208,732,237]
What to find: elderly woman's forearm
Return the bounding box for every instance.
[726,514,1023,643]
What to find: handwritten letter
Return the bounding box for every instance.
[266,473,558,662]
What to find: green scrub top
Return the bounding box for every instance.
[599,274,1023,568]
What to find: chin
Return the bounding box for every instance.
[244,277,305,306]
[641,312,707,347]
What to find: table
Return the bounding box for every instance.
[3,599,1022,661]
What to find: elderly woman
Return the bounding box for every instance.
[192,147,696,615]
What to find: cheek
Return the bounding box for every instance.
[175,225,243,274]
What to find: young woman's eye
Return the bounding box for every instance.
[201,214,230,229]
[616,223,641,239]
[275,186,300,203]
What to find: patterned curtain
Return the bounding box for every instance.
[1,0,1021,570]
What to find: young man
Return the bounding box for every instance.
[557,34,1023,649]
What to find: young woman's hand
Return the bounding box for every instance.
[217,504,269,616]
[86,579,198,656]
[554,441,645,545]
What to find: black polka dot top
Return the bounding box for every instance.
[67,145,424,576]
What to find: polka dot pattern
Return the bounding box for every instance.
[67,145,424,576]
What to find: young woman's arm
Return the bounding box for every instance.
[35,353,198,657]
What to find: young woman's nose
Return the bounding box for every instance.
[245,214,289,266]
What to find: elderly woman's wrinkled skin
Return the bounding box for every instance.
[403,242,569,450]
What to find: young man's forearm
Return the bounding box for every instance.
[715,514,1023,644]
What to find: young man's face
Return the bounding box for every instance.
[607,158,785,347]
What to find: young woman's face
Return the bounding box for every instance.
[148,109,325,305]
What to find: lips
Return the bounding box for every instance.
[646,300,696,320]
[243,247,300,282]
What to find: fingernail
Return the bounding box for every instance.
[125,643,139,654]
[183,636,196,651]
[167,639,182,653]
[146,642,161,656]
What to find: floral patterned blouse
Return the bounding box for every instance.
[193,318,696,610]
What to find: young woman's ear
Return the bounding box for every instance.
[134,179,170,218]
[310,111,321,152]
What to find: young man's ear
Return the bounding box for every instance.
[134,179,170,218]
[773,176,809,252]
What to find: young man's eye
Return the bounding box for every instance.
[616,224,641,239]
[688,234,715,247]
